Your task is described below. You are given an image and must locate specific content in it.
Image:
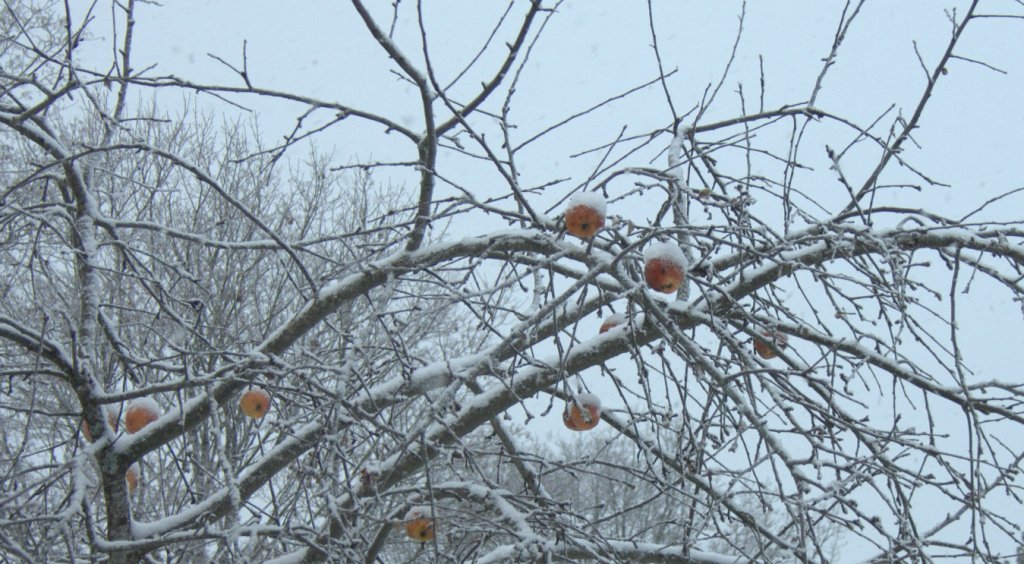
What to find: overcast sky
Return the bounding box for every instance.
[73,1,1024,560]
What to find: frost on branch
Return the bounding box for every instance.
[1,1,1023,563]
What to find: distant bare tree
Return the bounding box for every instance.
[1,0,1023,562]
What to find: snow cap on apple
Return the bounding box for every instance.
[599,312,627,333]
[643,240,686,294]
[563,392,602,431]
[403,505,436,542]
[565,191,607,238]
[124,397,162,433]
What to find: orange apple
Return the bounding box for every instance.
[403,506,435,542]
[124,398,161,434]
[564,193,606,238]
[753,330,788,359]
[125,462,140,494]
[82,408,119,442]
[643,241,686,294]
[240,386,271,419]
[644,258,685,293]
[599,313,626,334]
[563,393,601,431]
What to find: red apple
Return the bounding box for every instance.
[565,192,606,239]
[599,313,626,334]
[643,241,687,294]
[124,398,161,434]
[753,330,788,359]
[240,386,271,419]
[126,462,140,494]
[82,407,119,442]
[403,506,435,542]
[563,393,601,431]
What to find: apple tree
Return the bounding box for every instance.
[1,0,1023,562]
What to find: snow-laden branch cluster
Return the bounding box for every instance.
[1,1,1023,563]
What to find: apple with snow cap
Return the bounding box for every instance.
[563,392,601,431]
[564,192,606,238]
[599,313,626,334]
[82,406,119,442]
[403,505,436,542]
[643,241,686,294]
[124,397,161,434]
[126,462,140,494]
[754,330,788,359]
[240,385,271,419]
